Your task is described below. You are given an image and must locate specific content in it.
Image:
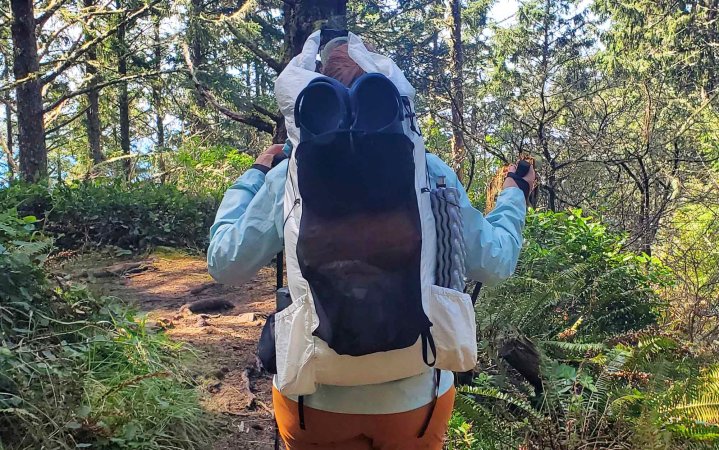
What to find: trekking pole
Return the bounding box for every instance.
[272,152,292,312]
[456,281,482,387]
[270,151,289,450]
[271,150,289,303]
[457,159,535,387]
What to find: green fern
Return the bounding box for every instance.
[542,340,606,354]
[668,420,719,442]
[457,385,544,421]
[454,392,498,424]
[662,366,719,427]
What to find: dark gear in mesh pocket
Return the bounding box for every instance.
[295,132,432,357]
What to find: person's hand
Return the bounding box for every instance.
[255,144,286,169]
[503,162,537,192]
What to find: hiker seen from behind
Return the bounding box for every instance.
[207,31,536,450]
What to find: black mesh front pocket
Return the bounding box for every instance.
[296,132,430,356]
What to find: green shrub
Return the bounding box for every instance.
[479,209,671,341]
[0,181,219,251]
[167,141,254,197]
[0,209,211,449]
[452,336,719,450]
[449,210,717,449]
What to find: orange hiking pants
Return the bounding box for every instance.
[273,386,456,449]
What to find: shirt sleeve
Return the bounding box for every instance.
[207,160,287,286]
[426,154,526,286]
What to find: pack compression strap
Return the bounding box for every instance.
[273,253,283,446]
[421,330,437,367]
[418,369,441,437]
[274,420,280,450]
[470,282,483,306]
[276,251,283,291]
[272,149,286,446]
[298,395,306,430]
[273,149,287,293]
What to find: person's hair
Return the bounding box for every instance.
[321,44,365,87]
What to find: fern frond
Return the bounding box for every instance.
[556,262,591,284]
[542,340,606,354]
[609,391,645,413]
[667,420,719,442]
[654,364,719,445]
[458,385,544,421]
[637,335,677,353]
[593,304,647,326]
[664,395,719,423]
[585,348,629,417]
[454,391,497,424]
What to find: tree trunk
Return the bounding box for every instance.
[11,0,47,183]
[189,0,206,106]
[116,0,131,179]
[447,0,466,183]
[84,0,103,166]
[254,60,262,97]
[2,63,17,180]
[637,163,653,256]
[152,13,166,183]
[86,77,103,165]
[545,169,557,211]
[275,0,348,142]
[188,0,209,133]
[282,0,347,64]
[4,101,12,163]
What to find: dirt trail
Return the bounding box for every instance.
[65,250,279,449]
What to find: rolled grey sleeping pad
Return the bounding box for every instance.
[431,177,466,292]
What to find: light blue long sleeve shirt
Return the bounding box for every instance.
[207,151,527,414]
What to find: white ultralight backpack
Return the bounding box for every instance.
[273,31,477,396]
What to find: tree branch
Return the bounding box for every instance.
[249,13,285,41]
[0,130,18,176]
[36,0,73,31]
[38,0,160,87]
[0,96,16,113]
[181,43,274,134]
[45,105,89,135]
[43,70,174,114]
[618,161,645,194]
[253,104,281,122]
[226,22,284,73]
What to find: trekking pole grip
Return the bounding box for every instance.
[516,160,531,178]
[507,162,531,202]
